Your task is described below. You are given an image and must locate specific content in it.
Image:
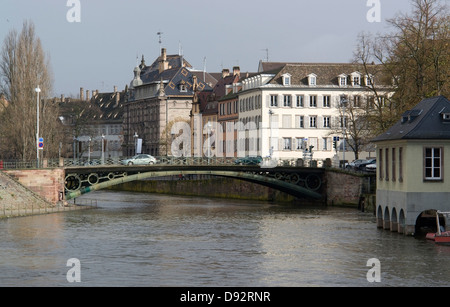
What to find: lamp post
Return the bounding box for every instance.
[88,137,92,164]
[133,132,138,156]
[341,96,348,169]
[35,86,41,168]
[101,134,105,164]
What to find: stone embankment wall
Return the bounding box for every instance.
[0,171,52,212]
[108,177,300,204]
[3,169,65,204]
[324,170,376,210]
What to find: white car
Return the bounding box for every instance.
[122,154,157,166]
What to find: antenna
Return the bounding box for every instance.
[203,57,206,82]
[157,31,163,50]
[261,48,269,62]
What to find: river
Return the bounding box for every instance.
[1,190,449,287]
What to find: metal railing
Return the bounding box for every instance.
[0,156,376,172]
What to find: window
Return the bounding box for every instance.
[385,148,389,181]
[392,148,396,182]
[296,115,304,128]
[308,74,317,86]
[365,75,374,86]
[353,95,361,108]
[379,149,383,180]
[283,95,291,107]
[270,95,278,107]
[339,75,347,87]
[282,73,291,86]
[283,138,292,150]
[323,116,331,128]
[322,138,329,151]
[309,95,317,107]
[399,147,403,182]
[323,95,331,108]
[296,138,306,150]
[310,116,317,128]
[351,72,361,86]
[424,147,442,180]
[296,95,304,107]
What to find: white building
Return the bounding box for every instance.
[236,61,394,164]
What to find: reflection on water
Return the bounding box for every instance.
[1,190,450,287]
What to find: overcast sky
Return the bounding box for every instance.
[1,0,414,97]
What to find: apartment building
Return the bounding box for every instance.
[236,61,394,162]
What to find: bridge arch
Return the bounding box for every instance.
[65,169,323,201]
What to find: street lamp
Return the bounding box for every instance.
[101,134,105,164]
[35,86,41,168]
[340,96,348,169]
[133,132,138,155]
[88,137,92,164]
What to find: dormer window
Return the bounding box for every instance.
[179,81,187,92]
[308,73,317,86]
[351,72,361,86]
[282,73,292,86]
[338,74,347,87]
[365,74,374,86]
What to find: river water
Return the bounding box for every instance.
[1,190,449,287]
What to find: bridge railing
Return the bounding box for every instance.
[0,156,371,172]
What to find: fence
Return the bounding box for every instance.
[0,200,97,218]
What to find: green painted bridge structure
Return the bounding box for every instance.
[64,164,325,201]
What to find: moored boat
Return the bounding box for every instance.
[426,211,450,245]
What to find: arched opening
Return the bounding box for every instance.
[391,208,398,232]
[376,205,383,228]
[383,207,390,230]
[398,209,406,234]
[415,209,446,236]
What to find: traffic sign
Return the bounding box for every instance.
[38,137,44,150]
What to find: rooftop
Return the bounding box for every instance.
[372,96,450,142]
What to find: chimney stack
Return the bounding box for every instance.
[222,69,230,79]
[233,66,240,77]
[159,48,169,73]
[86,90,90,101]
[80,87,84,101]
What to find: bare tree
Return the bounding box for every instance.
[353,0,449,135]
[0,20,60,160]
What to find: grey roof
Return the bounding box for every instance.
[372,96,450,142]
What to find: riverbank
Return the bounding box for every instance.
[0,171,92,218]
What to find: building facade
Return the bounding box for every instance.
[235,62,394,163]
[372,96,450,235]
[123,48,215,157]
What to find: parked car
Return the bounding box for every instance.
[122,154,157,166]
[357,158,376,171]
[234,156,263,165]
[365,161,377,172]
[345,159,366,169]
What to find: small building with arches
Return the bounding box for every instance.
[372,96,450,235]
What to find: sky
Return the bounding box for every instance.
[0,0,415,97]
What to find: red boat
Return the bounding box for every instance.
[426,211,450,245]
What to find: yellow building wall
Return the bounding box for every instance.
[377,140,450,193]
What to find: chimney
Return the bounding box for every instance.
[159,48,168,73]
[80,87,84,100]
[222,69,230,79]
[233,66,240,77]
[114,86,118,93]
[61,94,65,102]
[86,90,90,101]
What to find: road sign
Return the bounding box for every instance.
[38,137,44,150]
